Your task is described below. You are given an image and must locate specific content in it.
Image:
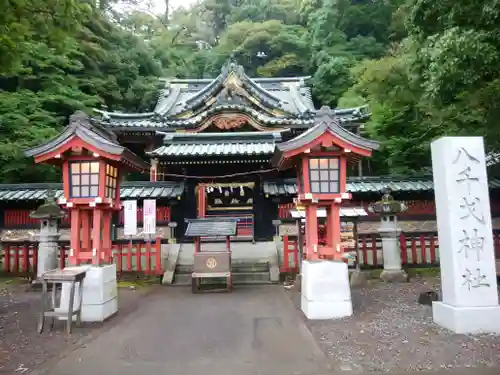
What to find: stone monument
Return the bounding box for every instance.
[368,187,408,282]
[431,136,500,334]
[30,189,66,280]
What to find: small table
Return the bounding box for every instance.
[38,268,87,334]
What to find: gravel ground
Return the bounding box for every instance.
[289,275,500,373]
[0,280,154,374]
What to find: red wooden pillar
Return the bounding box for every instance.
[197,185,206,218]
[102,210,112,262]
[150,158,158,182]
[92,208,103,265]
[305,204,318,260]
[70,208,82,265]
[327,203,341,254]
[81,210,91,253]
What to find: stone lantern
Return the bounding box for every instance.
[30,189,66,280]
[368,187,408,282]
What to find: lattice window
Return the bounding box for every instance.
[105,164,118,198]
[309,157,340,194]
[70,161,100,198]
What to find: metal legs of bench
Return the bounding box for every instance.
[38,279,84,334]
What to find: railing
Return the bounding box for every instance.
[3,207,171,228]
[356,231,500,267]
[1,239,165,276]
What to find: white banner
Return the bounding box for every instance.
[123,200,137,236]
[143,199,156,235]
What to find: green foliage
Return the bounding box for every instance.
[0,2,162,183]
[2,0,499,182]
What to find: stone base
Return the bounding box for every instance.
[59,265,118,323]
[349,270,367,287]
[301,294,353,319]
[380,269,408,283]
[301,260,353,320]
[432,301,500,334]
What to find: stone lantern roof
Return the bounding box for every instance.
[367,187,408,215]
[29,189,66,220]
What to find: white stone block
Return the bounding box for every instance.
[432,301,500,334]
[59,265,118,322]
[300,260,352,320]
[57,297,118,323]
[81,297,118,322]
[431,137,500,333]
[301,295,353,320]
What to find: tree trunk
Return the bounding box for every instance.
[164,0,169,25]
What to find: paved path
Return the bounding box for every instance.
[38,285,334,375]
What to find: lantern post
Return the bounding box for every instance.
[25,111,148,322]
[272,106,379,319]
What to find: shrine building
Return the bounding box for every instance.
[1,60,500,278]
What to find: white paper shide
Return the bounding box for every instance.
[123,200,137,236]
[431,136,500,333]
[143,199,156,235]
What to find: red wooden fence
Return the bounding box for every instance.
[2,239,164,276]
[3,232,500,275]
[4,207,171,227]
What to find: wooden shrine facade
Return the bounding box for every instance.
[2,60,500,242]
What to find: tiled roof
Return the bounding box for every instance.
[25,111,148,172]
[184,218,237,237]
[94,61,371,132]
[0,181,185,202]
[263,176,500,196]
[150,132,280,157]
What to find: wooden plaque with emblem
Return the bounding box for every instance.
[279,223,299,237]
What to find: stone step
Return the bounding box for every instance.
[175,262,270,275]
[172,271,272,286]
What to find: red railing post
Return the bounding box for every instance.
[22,243,29,273]
[155,237,162,275]
[13,244,19,273]
[59,244,66,269]
[293,238,299,270]
[411,237,418,265]
[361,235,368,265]
[429,235,436,264]
[145,241,152,274]
[371,235,378,266]
[136,242,142,272]
[5,244,11,272]
[32,243,38,274]
[127,241,133,272]
[116,243,122,274]
[420,234,427,264]
[283,235,290,272]
[399,233,407,265]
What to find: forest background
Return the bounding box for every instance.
[1,0,499,182]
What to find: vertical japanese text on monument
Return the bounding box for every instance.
[453,147,490,290]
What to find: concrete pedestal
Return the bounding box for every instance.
[58,264,118,322]
[379,227,407,283]
[301,260,352,320]
[432,302,500,334]
[36,237,59,279]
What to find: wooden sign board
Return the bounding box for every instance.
[341,221,355,249]
[279,223,299,237]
